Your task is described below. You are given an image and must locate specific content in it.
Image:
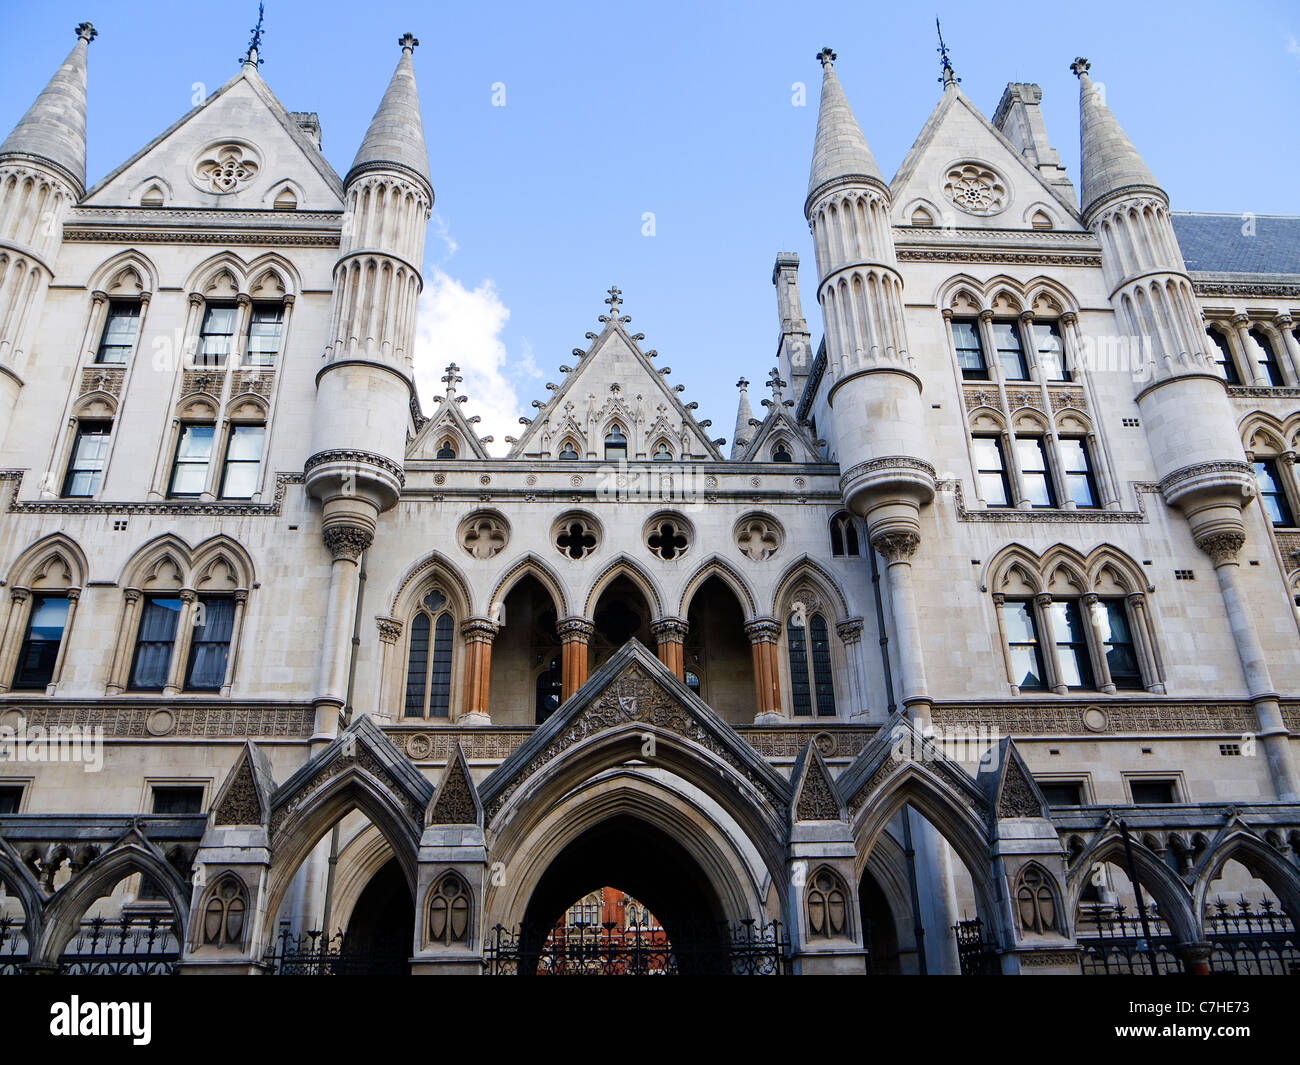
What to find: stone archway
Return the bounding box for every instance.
[342,858,414,975]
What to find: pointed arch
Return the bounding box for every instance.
[488,553,569,621]
[190,534,256,593]
[771,555,850,622]
[1065,830,1199,943]
[119,533,193,591]
[0,839,43,953]
[1039,544,1090,597]
[1023,275,1079,315]
[36,837,189,964]
[1193,828,1300,928]
[934,272,987,312]
[4,532,89,590]
[184,252,250,297]
[984,544,1045,597]
[678,556,759,620]
[583,555,664,619]
[86,248,160,296]
[245,251,302,298]
[1239,410,1288,456]
[389,550,475,621]
[1084,545,1149,596]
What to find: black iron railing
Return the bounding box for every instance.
[484,919,791,975]
[953,917,1000,975]
[0,915,27,974]
[264,927,411,975]
[1077,902,1183,974]
[57,914,179,975]
[1203,898,1300,975]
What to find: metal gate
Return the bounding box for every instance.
[953,917,1000,975]
[484,919,791,975]
[264,928,411,975]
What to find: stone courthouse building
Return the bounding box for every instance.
[0,23,1298,976]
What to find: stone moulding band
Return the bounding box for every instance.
[303,448,406,488]
[0,470,303,516]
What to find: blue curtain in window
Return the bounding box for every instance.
[186,597,235,690]
[130,598,181,690]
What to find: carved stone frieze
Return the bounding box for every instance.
[795,756,841,821]
[929,702,1257,735]
[213,759,262,826]
[428,756,477,825]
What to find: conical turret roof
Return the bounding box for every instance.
[806,48,885,212]
[730,378,755,457]
[1073,57,1163,218]
[0,23,95,193]
[347,33,432,196]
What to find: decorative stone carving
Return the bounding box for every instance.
[201,875,248,949]
[645,514,691,561]
[1014,864,1060,934]
[427,872,471,946]
[871,530,921,562]
[806,868,849,938]
[458,513,508,559]
[735,515,782,561]
[214,759,262,826]
[1195,531,1246,565]
[943,162,1008,216]
[269,742,423,841]
[428,757,478,824]
[795,755,840,821]
[194,143,260,193]
[997,756,1044,819]
[375,616,403,644]
[553,514,599,559]
[322,526,374,561]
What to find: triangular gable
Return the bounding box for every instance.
[478,639,790,823]
[836,713,988,818]
[979,738,1050,822]
[740,407,821,464]
[268,715,433,838]
[83,66,343,209]
[889,90,1084,230]
[791,741,844,823]
[211,741,277,827]
[407,374,491,461]
[426,743,482,826]
[509,300,723,461]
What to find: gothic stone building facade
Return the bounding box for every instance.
[0,26,1298,976]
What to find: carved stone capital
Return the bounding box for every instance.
[835,618,864,644]
[744,617,781,644]
[1230,312,1250,327]
[1060,311,1078,327]
[65,588,81,603]
[187,292,205,308]
[459,617,500,644]
[1196,530,1246,565]
[124,588,142,604]
[322,525,374,561]
[90,290,108,306]
[10,587,29,603]
[940,308,954,321]
[179,589,197,605]
[557,617,595,643]
[650,617,689,642]
[375,616,403,644]
[1033,592,1053,607]
[1276,314,1293,328]
[978,309,994,322]
[870,530,921,562]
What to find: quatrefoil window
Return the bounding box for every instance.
[554,514,599,560]
[194,143,260,194]
[942,162,1007,216]
[735,516,782,561]
[646,515,690,561]
[458,512,508,560]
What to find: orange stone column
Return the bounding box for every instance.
[745,617,783,722]
[650,618,688,680]
[557,618,594,701]
[459,618,499,724]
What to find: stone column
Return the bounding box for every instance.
[459,618,498,725]
[871,531,931,723]
[1033,592,1065,696]
[650,617,688,680]
[1080,593,1116,694]
[1199,530,1299,800]
[557,617,594,700]
[835,618,869,719]
[375,617,404,721]
[1126,592,1167,694]
[163,590,197,695]
[0,588,29,693]
[105,589,142,693]
[744,617,782,723]
[47,588,79,693]
[1231,314,1266,386]
[1276,315,1300,383]
[315,526,372,744]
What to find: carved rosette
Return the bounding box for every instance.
[322,526,374,561]
[870,530,921,563]
[1195,531,1246,566]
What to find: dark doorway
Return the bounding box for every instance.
[858,867,901,974]
[343,858,415,975]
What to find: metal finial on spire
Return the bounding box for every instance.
[75,22,97,44]
[241,3,265,66]
[398,32,419,54]
[1070,56,1091,78]
[936,18,959,87]
[816,47,837,69]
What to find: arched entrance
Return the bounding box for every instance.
[342,859,414,975]
[858,868,901,974]
[506,814,750,975]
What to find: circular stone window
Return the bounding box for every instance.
[552,512,600,560]
[942,161,1007,216]
[644,512,692,561]
[734,513,783,562]
[192,141,261,194]
[457,510,510,560]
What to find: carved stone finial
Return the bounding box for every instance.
[441,362,463,396]
[398,32,419,54]
[1070,57,1091,78]
[75,22,97,44]
[817,47,837,69]
[737,377,749,390]
[604,285,623,315]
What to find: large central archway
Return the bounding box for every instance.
[515,814,730,974]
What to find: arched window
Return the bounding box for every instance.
[1250,327,1286,387]
[771,441,792,463]
[405,590,454,718]
[1014,865,1059,934]
[787,611,836,717]
[652,440,672,461]
[684,669,701,695]
[435,438,457,460]
[557,440,579,460]
[1207,328,1241,384]
[604,425,627,462]
[830,512,860,557]
[806,868,849,938]
[535,655,562,724]
[202,876,247,949]
[428,872,471,946]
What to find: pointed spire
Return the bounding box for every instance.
[347,33,432,196]
[936,18,960,90]
[1072,57,1163,219]
[240,3,265,70]
[806,48,885,211]
[730,378,755,457]
[0,22,95,194]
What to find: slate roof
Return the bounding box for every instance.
[1172,212,1300,277]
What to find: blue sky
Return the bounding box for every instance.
[4,1,1298,449]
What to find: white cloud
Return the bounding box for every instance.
[413,269,528,455]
